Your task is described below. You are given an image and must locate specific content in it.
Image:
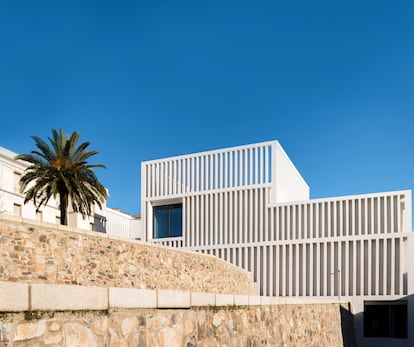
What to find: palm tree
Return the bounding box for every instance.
[16,128,108,226]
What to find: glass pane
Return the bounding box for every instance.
[154,209,169,238]
[170,206,182,237]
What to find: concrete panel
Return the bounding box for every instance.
[2,214,23,222]
[0,282,29,311]
[270,296,285,305]
[109,287,156,308]
[158,290,190,308]
[191,291,215,306]
[234,295,249,306]
[31,284,107,311]
[215,294,234,306]
[260,296,271,305]
[248,296,261,306]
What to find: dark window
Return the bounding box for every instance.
[154,204,182,238]
[93,213,107,233]
[364,301,408,338]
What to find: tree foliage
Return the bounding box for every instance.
[16,129,108,225]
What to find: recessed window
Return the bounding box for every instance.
[364,301,408,338]
[93,214,107,233]
[13,203,21,217]
[13,172,21,192]
[153,204,182,238]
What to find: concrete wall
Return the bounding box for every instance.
[271,140,310,204]
[105,208,143,240]
[129,217,143,240]
[0,281,345,347]
[0,214,253,294]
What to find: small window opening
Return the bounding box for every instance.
[153,203,182,238]
[14,172,21,192]
[364,300,408,338]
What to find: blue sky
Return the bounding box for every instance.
[0,1,413,215]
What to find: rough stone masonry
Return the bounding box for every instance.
[0,304,344,346]
[0,215,253,294]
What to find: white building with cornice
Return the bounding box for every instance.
[0,146,142,239]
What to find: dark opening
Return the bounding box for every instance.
[364,300,408,339]
[93,213,107,233]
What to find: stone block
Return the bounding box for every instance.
[234,295,248,306]
[248,295,261,306]
[191,291,215,306]
[31,284,107,311]
[260,296,271,305]
[109,287,156,308]
[157,290,190,308]
[2,214,22,222]
[64,322,99,346]
[14,320,47,341]
[39,220,59,229]
[57,224,73,232]
[215,294,234,306]
[270,296,285,305]
[0,281,29,311]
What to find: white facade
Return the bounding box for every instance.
[142,140,414,347]
[0,146,63,225]
[105,207,142,240]
[0,146,142,239]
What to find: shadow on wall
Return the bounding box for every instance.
[340,304,356,347]
[343,294,413,347]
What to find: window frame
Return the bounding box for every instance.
[153,203,183,239]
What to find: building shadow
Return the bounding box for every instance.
[341,294,413,347]
[340,303,356,347]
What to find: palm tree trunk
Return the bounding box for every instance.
[60,191,69,225]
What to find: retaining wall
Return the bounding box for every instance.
[0,281,345,347]
[0,215,253,294]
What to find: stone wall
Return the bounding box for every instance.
[0,215,253,294]
[0,215,348,346]
[0,281,347,346]
[0,305,344,347]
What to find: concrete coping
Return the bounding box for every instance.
[0,281,346,312]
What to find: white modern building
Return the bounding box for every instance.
[0,146,142,239]
[141,140,414,346]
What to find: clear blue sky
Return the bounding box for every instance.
[1,1,413,215]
